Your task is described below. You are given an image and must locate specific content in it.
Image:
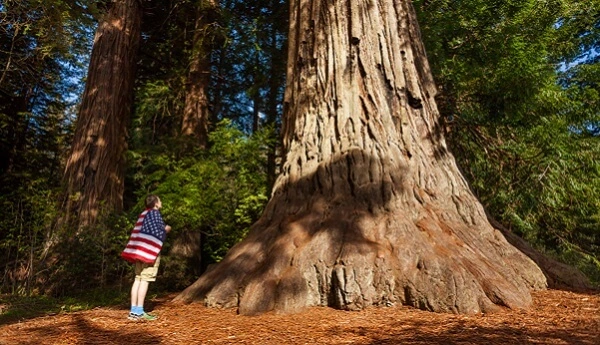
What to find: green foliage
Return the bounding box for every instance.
[130,79,186,162]
[415,0,600,283]
[0,0,283,296]
[48,212,134,295]
[0,0,96,296]
[451,115,600,283]
[416,0,564,125]
[150,120,272,265]
[0,180,60,295]
[122,119,272,291]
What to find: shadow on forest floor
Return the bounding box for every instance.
[332,317,599,345]
[0,289,179,326]
[4,313,162,345]
[0,289,136,326]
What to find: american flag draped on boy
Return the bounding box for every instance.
[121,209,167,264]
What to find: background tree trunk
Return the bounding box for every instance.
[62,0,142,230]
[172,0,220,278]
[181,0,219,148]
[0,93,29,175]
[264,1,287,195]
[176,0,547,315]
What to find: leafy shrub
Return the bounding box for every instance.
[0,181,60,295]
[128,120,272,290]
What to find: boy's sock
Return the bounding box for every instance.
[131,305,143,315]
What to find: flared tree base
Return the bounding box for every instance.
[176,195,547,315]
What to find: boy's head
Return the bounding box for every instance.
[145,195,162,209]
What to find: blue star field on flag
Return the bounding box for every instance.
[141,210,167,241]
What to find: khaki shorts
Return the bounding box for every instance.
[134,256,161,282]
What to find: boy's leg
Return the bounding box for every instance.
[135,280,150,308]
[129,257,160,320]
[129,278,145,319]
[131,278,141,308]
[129,261,148,318]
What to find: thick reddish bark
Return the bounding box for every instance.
[176,0,546,315]
[62,0,141,229]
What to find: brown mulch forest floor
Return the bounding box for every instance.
[0,289,598,345]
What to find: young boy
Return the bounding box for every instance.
[121,195,171,320]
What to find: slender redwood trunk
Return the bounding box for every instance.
[181,0,219,148]
[62,0,142,230]
[176,0,546,315]
[172,0,220,274]
[265,3,286,195]
[1,93,29,175]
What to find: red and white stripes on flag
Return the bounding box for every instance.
[121,210,164,264]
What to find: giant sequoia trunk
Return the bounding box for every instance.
[176,0,547,314]
[62,0,141,229]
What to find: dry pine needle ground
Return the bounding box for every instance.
[0,289,598,345]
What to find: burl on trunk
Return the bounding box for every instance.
[176,0,546,315]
